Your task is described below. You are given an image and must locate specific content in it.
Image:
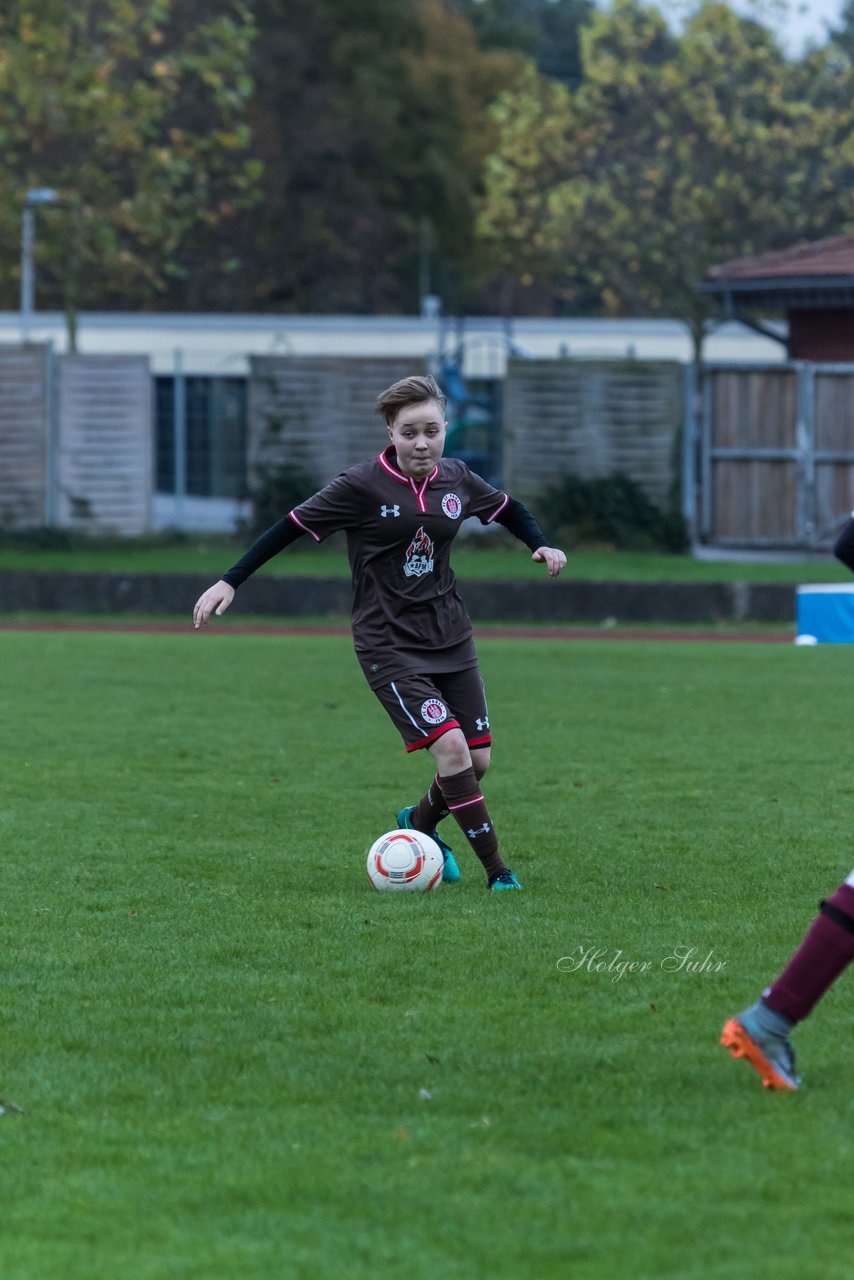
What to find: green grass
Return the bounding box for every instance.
[0,536,849,582]
[0,611,792,635]
[2,631,854,1278]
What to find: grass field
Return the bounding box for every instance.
[0,536,850,583]
[3,629,854,1279]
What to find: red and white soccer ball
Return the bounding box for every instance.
[366,828,443,892]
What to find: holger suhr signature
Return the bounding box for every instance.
[557,945,728,983]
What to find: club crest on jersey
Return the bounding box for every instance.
[441,492,462,520]
[403,525,434,578]
[421,698,448,726]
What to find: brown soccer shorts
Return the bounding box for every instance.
[373,668,492,753]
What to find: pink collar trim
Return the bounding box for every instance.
[377,446,439,486]
[378,447,438,513]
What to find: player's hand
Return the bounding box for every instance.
[532,547,567,578]
[193,580,235,629]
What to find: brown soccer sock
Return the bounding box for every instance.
[411,774,449,833]
[439,766,507,883]
[762,883,854,1022]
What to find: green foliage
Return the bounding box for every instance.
[211,0,524,314]
[539,471,688,551]
[0,1,260,322]
[4,0,854,319]
[2,538,852,582]
[0,526,204,551]
[478,0,854,348]
[450,0,594,85]
[243,462,320,537]
[0,525,75,550]
[3,630,854,1276]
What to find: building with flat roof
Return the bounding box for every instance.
[0,310,786,376]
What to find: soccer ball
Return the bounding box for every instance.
[366,828,443,892]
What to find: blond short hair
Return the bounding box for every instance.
[375,374,447,426]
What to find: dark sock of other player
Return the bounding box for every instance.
[762,882,854,1022]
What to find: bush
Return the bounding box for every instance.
[242,463,320,539]
[0,526,75,550]
[538,472,688,553]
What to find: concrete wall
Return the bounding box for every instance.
[0,570,795,624]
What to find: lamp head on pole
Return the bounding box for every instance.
[24,187,58,206]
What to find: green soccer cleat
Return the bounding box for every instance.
[396,806,461,883]
[720,1011,801,1091]
[489,869,523,891]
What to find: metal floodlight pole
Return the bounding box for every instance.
[20,187,58,343]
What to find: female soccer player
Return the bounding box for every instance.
[193,374,566,890]
[720,513,854,1089]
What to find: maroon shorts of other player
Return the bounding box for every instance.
[373,668,492,753]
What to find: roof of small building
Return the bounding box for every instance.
[707,236,854,282]
[700,236,854,312]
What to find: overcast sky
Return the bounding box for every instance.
[758,0,845,50]
[655,0,847,52]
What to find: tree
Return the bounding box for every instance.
[0,0,260,341]
[825,0,854,56]
[198,0,523,315]
[477,61,584,313]
[450,0,595,86]
[478,0,854,358]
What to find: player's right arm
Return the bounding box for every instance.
[193,580,235,628]
[192,513,307,628]
[191,472,361,629]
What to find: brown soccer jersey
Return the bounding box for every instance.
[289,447,509,688]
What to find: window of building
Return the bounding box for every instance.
[155,376,247,498]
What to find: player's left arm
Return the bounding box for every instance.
[834,514,854,573]
[494,498,567,578]
[530,546,567,578]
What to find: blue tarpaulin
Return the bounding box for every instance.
[796,585,854,644]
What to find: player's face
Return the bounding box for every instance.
[388,399,447,478]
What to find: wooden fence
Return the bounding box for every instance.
[697,364,854,547]
[57,355,153,534]
[0,346,153,535]
[0,345,49,527]
[7,345,850,552]
[247,355,685,512]
[247,356,427,487]
[502,358,684,508]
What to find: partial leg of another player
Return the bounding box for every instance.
[721,872,854,1090]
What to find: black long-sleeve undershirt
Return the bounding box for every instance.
[494,498,551,553]
[222,516,305,588]
[220,497,553,589]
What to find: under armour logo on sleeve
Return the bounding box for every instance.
[380,504,400,518]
